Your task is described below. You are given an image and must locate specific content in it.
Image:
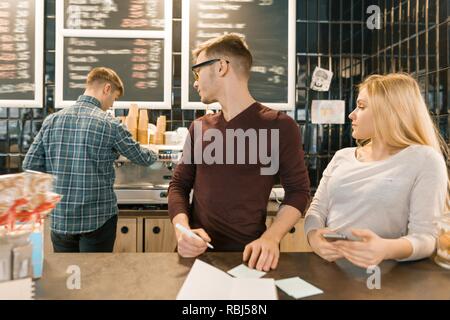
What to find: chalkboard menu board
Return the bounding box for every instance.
[181,0,296,110]
[63,0,165,30]
[62,37,165,102]
[56,0,172,109]
[0,0,44,108]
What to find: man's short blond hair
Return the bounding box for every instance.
[192,33,253,78]
[86,67,124,97]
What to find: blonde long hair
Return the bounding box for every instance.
[358,72,449,212]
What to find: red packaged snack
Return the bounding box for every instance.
[0,171,61,233]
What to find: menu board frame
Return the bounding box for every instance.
[55,0,173,109]
[0,0,44,108]
[181,0,296,111]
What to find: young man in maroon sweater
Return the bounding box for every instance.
[168,33,310,272]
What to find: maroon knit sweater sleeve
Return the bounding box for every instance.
[277,113,311,215]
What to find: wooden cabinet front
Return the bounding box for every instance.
[279,219,312,252]
[112,214,311,253]
[144,218,177,252]
[114,218,138,253]
[266,216,311,252]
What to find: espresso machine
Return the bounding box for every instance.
[114,143,284,208]
[114,144,183,207]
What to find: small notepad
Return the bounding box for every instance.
[275,277,323,299]
[227,264,266,278]
[0,278,34,300]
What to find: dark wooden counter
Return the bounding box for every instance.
[35,252,450,300]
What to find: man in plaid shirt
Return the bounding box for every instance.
[23,67,157,252]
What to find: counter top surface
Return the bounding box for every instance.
[35,252,450,300]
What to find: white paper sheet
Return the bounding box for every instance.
[177,260,277,300]
[227,264,266,279]
[0,278,34,300]
[275,277,323,299]
[311,100,346,124]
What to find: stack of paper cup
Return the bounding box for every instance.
[155,116,166,144]
[124,104,139,140]
[148,124,157,144]
[138,109,149,144]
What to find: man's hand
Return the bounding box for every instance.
[308,229,344,262]
[334,229,388,268]
[243,236,280,272]
[176,227,211,258]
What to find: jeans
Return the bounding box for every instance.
[51,215,118,253]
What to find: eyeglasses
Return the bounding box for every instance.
[191,58,229,81]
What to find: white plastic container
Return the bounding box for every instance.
[164,131,180,145]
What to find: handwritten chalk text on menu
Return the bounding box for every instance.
[63,37,164,102]
[0,0,35,100]
[64,0,165,30]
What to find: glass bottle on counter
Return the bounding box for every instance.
[435,213,450,269]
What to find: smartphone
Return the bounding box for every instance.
[322,233,348,242]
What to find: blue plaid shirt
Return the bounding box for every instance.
[23,95,157,234]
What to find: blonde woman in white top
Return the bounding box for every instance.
[305,73,449,268]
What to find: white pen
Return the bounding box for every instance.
[175,223,214,249]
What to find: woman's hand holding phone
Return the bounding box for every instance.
[333,229,389,268]
[307,229,345,262]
